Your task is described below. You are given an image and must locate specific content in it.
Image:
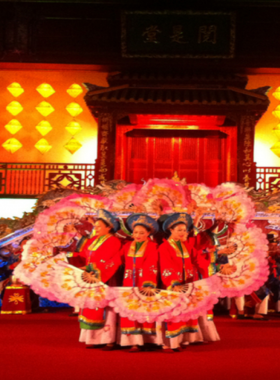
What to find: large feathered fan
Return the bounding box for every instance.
[133,179,189,215]
[108,276,220,323]
[217,224,269,297]
[51,261,109,309]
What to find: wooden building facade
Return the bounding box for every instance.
[0,0,280,193]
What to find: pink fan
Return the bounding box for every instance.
[133,178,188,215]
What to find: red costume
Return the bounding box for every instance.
[159,238,208,338]
[69,234,122,330]
[120,239,158,336]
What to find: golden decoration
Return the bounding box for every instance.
[64,137,82,154]
[6,101,23,116]
[66,102,83,117]
[8,293,24,304]
[270,142,280,158]
[172,171,181,182]
[67,84,83,98]
[272,105,280,119]
[36,120,53,136]
[65,120,82,135]
[273,87,280,101]
[7,82,24,97]
[2,138,23,153]
[36,83,55,98]
[36,101,55,117]
[35,138,52,154]
[5,119,23,135]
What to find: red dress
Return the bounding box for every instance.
[159,238,208,338]
[120,239,158,336]
[70,234,122,330]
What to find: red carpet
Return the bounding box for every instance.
[1,311,280,380]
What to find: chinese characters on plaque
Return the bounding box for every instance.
[98,114,111,183]
[122,11,235,58]
[241,116,255,187]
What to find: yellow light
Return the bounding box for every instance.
[5,119,23,135]
[270,142,280,157]
[65,121,82,136]
[272,105,280,119]
[186,125,199,130]
[7,82,24,97]
[36,121,53,136]
[67,84,83,98]
[6,101,23,116]
[273,87,280,101]
[35,138,52,154]
[273,125,280,140]
[64,137,82,154]
[2,138,22,153]
[66,102,83,117]
[36,101,55,117]
[36,83,55,98]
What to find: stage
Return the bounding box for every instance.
[1,311,280,380]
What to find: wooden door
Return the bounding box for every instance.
[126,129,227,186]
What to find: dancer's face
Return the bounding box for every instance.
[133,225,150,242]
[170,223,188,242]
[95,220,111,237]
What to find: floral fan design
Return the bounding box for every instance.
[16,178,269,322]
[108,275,220,323]
[109,184,142,212]
[133,179,189,215]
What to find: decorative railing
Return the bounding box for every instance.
[256,167,280,191]
[0,163,95,197]
[0,163,279,197]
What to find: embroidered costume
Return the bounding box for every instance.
[68,209,122,346]
[119,213,159,347]
[158,213,212,348]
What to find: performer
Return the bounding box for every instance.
[119,213,159,352]
[158,213,209,352]
[67,209,122,350]
[267,233,280,312]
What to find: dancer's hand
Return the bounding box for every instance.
[218,244,237,256]
[219,264,237,275]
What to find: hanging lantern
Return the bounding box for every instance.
[5,119,23,135]
[36,83,55,98]
[2,138,22,153]
[36,101,55,117]
[66,102,83,117]
[64,137,82,154]
[273,87,280,101]
[36,121,53,136]
[65,121,82,136]
[270,142,280,157]
[67,84,83,98]
[35,138,52,154]
[6,101,23,116]
[7,82,24,97]
[272,125,280,140]
[272,105,280,119]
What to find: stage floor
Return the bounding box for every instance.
[1,311,280,380]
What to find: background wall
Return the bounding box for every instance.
[1,66,280,168]
[247,74,280,167]
[0,65,108,164]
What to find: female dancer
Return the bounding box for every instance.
[67,209,122,350]
[119,213,159,352]
[159,213,210,352]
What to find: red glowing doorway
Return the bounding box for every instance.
[115,115,237,186]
